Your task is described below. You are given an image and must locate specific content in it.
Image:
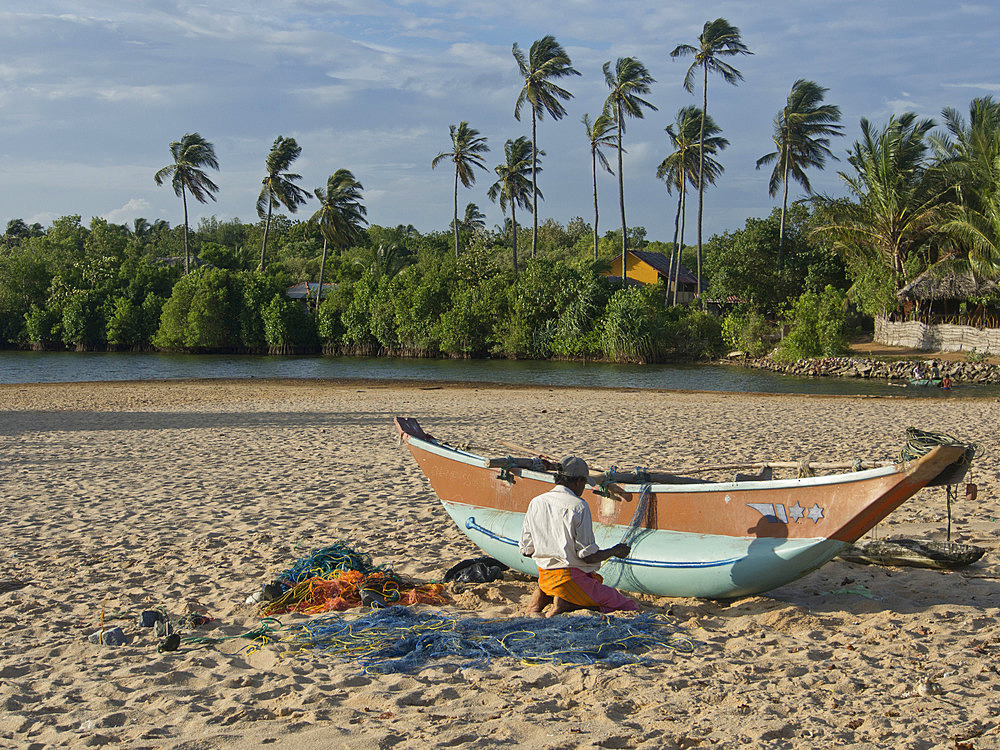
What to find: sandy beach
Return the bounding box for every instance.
[2,379,999,749]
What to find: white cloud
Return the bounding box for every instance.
[105,198,151,224]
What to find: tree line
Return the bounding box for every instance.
[3,17,1000,365]
[0,213,726,362]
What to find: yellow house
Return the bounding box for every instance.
[604,250,701,304]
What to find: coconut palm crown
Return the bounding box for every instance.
[814,113,947,296]
[432,122,490,259]
[582,112,618,261]
[513,35,580,259]
[657,107,727,303]
[671,18,752,297]
[487,136,539,272]
[602,57,657,269]
[933,97,1000,279]
[756,79,843,265]
[310,169,367,309]
[153,132,220,274]
[257,135,311,271]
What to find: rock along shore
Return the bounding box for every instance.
[729,354,1000,384]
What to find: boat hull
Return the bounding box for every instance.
[396,417,967,599]
[442,501,846,598]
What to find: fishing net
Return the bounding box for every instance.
[600,471,656,591]
[259,542,447,616]
[273,606,694,674]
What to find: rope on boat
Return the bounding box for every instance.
[899,427,977,465]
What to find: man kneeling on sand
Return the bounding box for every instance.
[519,455,639,616]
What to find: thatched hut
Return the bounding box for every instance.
[896,259,998,326]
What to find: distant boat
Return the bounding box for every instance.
[909,378,943,387]
[395,417,970,599]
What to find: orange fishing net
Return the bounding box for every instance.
[262,569,447,615]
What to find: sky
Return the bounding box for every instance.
[2,1,999,244]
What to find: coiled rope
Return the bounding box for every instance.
[899,427,977,464]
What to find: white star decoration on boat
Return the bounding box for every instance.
[787,503,805,522]
[806,504,825,523]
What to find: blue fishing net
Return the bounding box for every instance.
[280,607,694,674]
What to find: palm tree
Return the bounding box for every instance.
[513,35,581,259]
[310,169,368,310]
[355,227,414,280]
[756,79,843,267]
[657,107,727,303]
[257,135,311,271]
[602,57,657,277]
[583,112,618,261]
[131,218,152,238]
[432,122,490,259]
[933,97,1000,278]
[460,202,487,236]
[487,136,537,271]
[671,18,752,295]
[154,133,220,274]
[814,113,946,291]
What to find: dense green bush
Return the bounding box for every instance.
[24,304,62,349]
[721,306,774,357]
[774,285,849,361]
[262,294,318,353]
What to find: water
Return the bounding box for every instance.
[1,350,991,398]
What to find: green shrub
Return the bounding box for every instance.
[721,306,773,357]
[317,281,353,350]
[24,304,62,348]
[774,285,848,362]
[61,292,107,350]
[262,294,318,353]
[106,296,146,349]
[152,272,199,350]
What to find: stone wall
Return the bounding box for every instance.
[739,355,1000,384]
[875,316,1000,353]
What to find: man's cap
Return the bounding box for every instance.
[559,455,589,478]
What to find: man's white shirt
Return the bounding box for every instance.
[519,485,601,573]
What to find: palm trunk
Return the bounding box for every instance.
[511,201,518,272]
[453,166,460,259]
[778,150,790,270]
[668,177,682,303]
[616,102,627,280]
[316,236,328,313]
[260,199,272,271]
[591,146,599,261]
[673,181,687,305]
[696,66,708,305]
[531,108,538,259]
[181,184,190,275]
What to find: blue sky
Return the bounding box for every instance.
[2,1,998,243]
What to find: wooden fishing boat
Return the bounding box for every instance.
[909,378,943,387]
[395,418,971,599]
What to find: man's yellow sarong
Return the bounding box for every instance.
[537,568,601,608]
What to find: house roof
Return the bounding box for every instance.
[897,259,998,302]
[286,281,337,299]
[617,250,702,287]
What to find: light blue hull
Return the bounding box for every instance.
[444,501,848,599]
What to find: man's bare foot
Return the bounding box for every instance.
[545,597,587,617]
[526,585,553,616]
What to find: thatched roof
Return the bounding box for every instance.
[898,259,998,302]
